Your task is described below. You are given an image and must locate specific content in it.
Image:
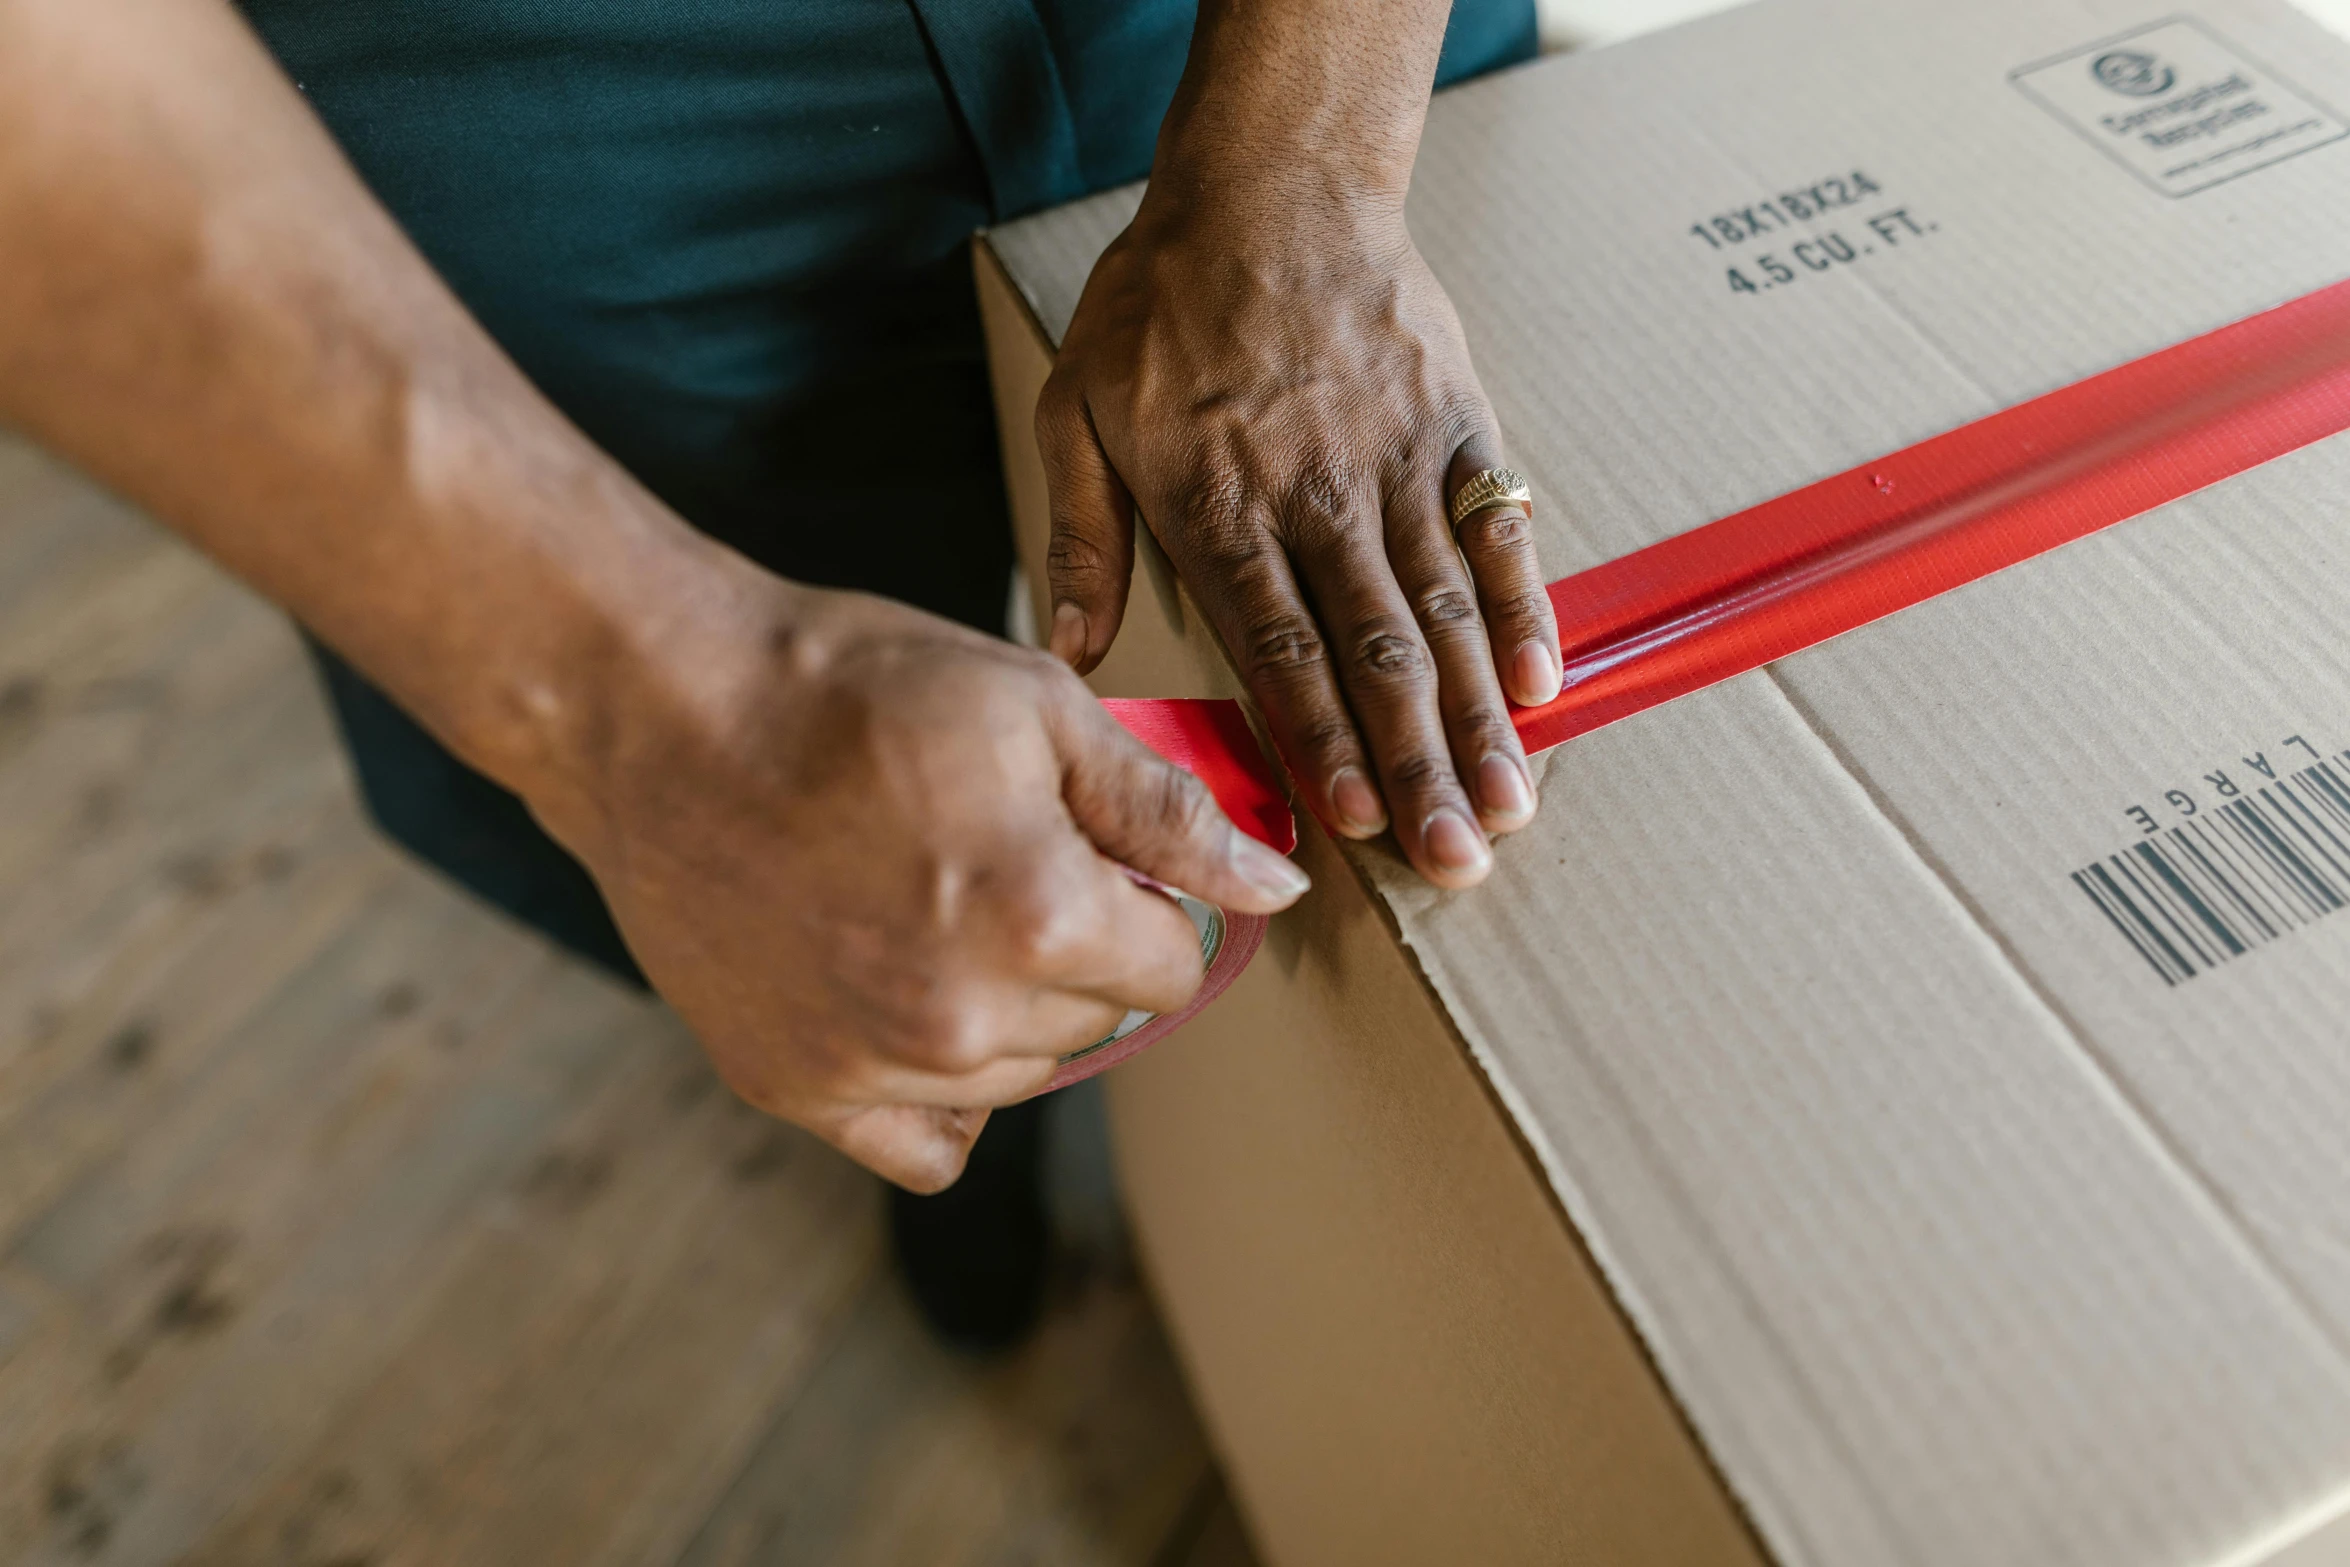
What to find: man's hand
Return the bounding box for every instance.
[0,0,1308,1192]
[527,569,1310,1191]
[1034,0,1562,891]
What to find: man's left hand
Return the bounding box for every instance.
[1039,190,1561,889]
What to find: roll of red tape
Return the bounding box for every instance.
[1046,698,1295,1092]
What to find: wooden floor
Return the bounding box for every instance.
[0,433,1257,1567]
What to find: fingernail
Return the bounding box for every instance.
[1049,602,1088,667]
[1477,754,1533,825]
[1423,808,1493,879]
[1230,832,1312,905]
[1329,767,1387,836]
[1513,641,1562,706]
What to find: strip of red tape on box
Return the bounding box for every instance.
[1056,275,2350,1086]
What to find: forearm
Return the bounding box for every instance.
[1151,0,1457,215]
[0,0,716,836]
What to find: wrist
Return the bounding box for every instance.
[1128,137,1423,279]
[1136,152,1415,257]
[1147,120,1417,227]
[490,499,842,872]
[398,451,768,864]
[1145,0,1448,228]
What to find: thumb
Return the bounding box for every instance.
[1035,381,1135,674]
[1049,692,1311,916]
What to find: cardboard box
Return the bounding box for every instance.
[975,2,2350,1562]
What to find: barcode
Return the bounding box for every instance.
[2075,750,2350,985]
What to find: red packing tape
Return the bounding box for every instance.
[1519,275,2350,751]
[1046,699,1288,1089]
[1101,696,1297,854]
[1062,276,2350,1084]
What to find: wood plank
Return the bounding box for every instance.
[0,808,398,1245]
[0,538,348,987]
[9,961,650,1566]
[172,1031,877,1567]
[677,1256,1213,1567]
[0,432,1250,1567]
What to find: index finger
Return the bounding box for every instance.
[1167,519,1394,844]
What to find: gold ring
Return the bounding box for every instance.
[1449,466,1533,532]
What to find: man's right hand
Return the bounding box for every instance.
[0,0,1316,1194]
[527,562,1312,1191]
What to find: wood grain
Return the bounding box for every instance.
[0,433,1261,1567]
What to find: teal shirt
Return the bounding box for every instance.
[240,0,1537,974]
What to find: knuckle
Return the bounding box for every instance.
[1294,713,1362,765]
[933,1038,995,1078]
[1045,530,1112,581]
[997,878,1077,972]
[910,1005,994,1075]
[1189,525,1265,581]
[1009,643,1078,697]
[1458,505,1534,553]
[1456,706,1518,756]
[1145,762,1220,841]
[1167,466,1252,540]
[1387,749,1458,795]
[1350,625,1433,682]
[1412,584,1481,631]
[1243,615,1331,680]
[1282,457,1358,542]
[1440,387,1497,442]
[1494,586,1553,629]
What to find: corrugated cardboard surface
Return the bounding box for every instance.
[987,2,2350,1563]
[983,238,1782,1566]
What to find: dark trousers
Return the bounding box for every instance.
[247,0,1537,977]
